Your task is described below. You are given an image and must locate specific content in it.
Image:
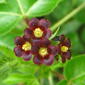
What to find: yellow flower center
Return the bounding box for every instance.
[61,46,68,52]
[39,47,48,57]
[22,42,31,51]
[33,28,43,38]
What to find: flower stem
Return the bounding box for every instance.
[51,3,85,32]
[48,73,54,85]
[49,27,60,40]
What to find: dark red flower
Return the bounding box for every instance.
[14,36,32,61]
[56,35,71,63]
[32,39,57,65]
[24,18,52,39]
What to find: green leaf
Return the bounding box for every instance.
[64,55,85,80]
[0,0,6,3]
[0,0,63,36]
[58,19,81,35]
[79,26,85,44]
[49,0,73,20]
[4,73,35,84]
[0,27,24,49]
[75,9,85,22]
[50,61,63,70]
[0,46,18,80]
[27,79,40,85]
[0,53,11,80]
[18,64,39,74]
[27,0,63,17]
[73,0,85,22]
[0,15,22,36]
[0,45,16,59]
[0,0,36,36]
[67,32,85,55]
[57,80,67,85]
[0,0,23,36]
[72,75,85,85]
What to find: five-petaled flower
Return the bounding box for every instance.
[56,35,71,63]
[32,39,57,65]
[14,36,32,61]
[24,18,52,39]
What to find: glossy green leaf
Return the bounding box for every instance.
[0,46,17,81]
[27,0,63,17]
[75,9,85,22]
[18,64,39,74]
[72,75,85,85]
[27,79,40,85]
[49,0,72,20]
[0,0,23,36]
[64,55,85,80]
[0,27,24,49]
[58,20,81,35]
[4,73,35,84]
[0,0,63,36]
[67,32,85,55]
[0,45,16,58]
[0,0,6,3]
[0,15,22,36]
[74,0,85,22]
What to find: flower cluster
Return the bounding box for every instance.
[14,18,71,66]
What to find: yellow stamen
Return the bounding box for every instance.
[33,28,43,38]
[22,42,31,51]
[39,47,48,57]
[61,46,68,52]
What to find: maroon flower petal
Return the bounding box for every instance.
[43,55,54,66]
[59,35,65,41]
[29,18,39,28]
[31,44,39,55]
[45,29,52,39]
[24,28,32,37]
[22,52,32,61]
[62,56,66,63]
[39,19,50,28]
[33,56,43,65]
[61,51,71,63]
[14,46,23,57]
[32,39,50,47]
[63,38,71,47]
[56,45,61,54]
[32,39,41,49]
[48,45,58,56]
[41,39,50,47]
[15,37,25,45]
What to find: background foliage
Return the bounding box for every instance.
[0,0,85,85]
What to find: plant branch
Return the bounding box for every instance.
[51,3,85,32]
[52,71,65,80]
[49,27,60,40]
